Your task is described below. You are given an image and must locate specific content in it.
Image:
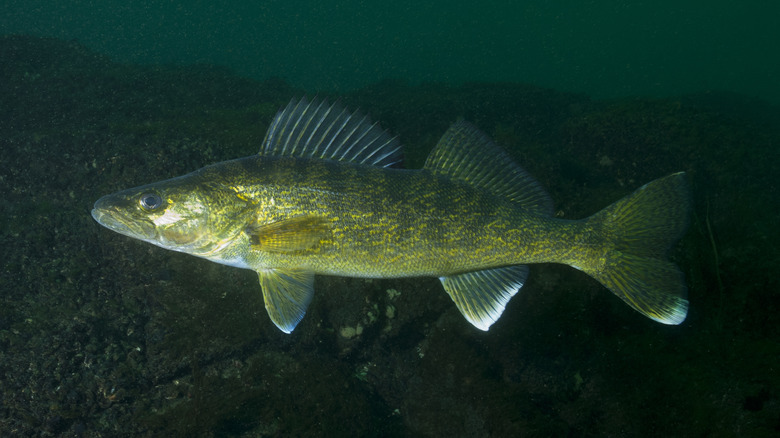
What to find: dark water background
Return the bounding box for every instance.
[3,1,779,103]
[1,2,779,437]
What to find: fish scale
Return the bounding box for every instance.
[92,97,691,333]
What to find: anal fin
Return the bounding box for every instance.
[440,265,529,331]
[257,269,315,333]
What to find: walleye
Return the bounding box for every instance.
[92,97,691,333]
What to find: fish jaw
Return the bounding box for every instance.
[91,194,158,243]
[91,173,251,260]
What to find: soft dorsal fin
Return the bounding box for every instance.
[424,121,553,216]
[261,97,403,167]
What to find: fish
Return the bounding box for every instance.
[92,97,691,334]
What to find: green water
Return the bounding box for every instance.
[1,2,779,436]
[3,0,779,102]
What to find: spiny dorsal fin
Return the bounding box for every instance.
[424,121,553,216]
[261,97,403,167]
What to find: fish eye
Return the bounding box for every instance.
[139,193,164,211]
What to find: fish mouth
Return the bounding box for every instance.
[91,196,156,241]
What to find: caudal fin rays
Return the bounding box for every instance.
[586,172,691,325]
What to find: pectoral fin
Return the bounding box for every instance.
[440,265,529,331]
[257,269,315,333]
[247,215,329,252]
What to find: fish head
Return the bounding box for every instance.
[91,175,224,254]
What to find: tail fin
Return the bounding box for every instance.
[585,172,691,324]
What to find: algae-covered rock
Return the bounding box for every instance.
[1,35,778,437]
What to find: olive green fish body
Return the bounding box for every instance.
[93,98,690,333]
[188,156,585,277]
